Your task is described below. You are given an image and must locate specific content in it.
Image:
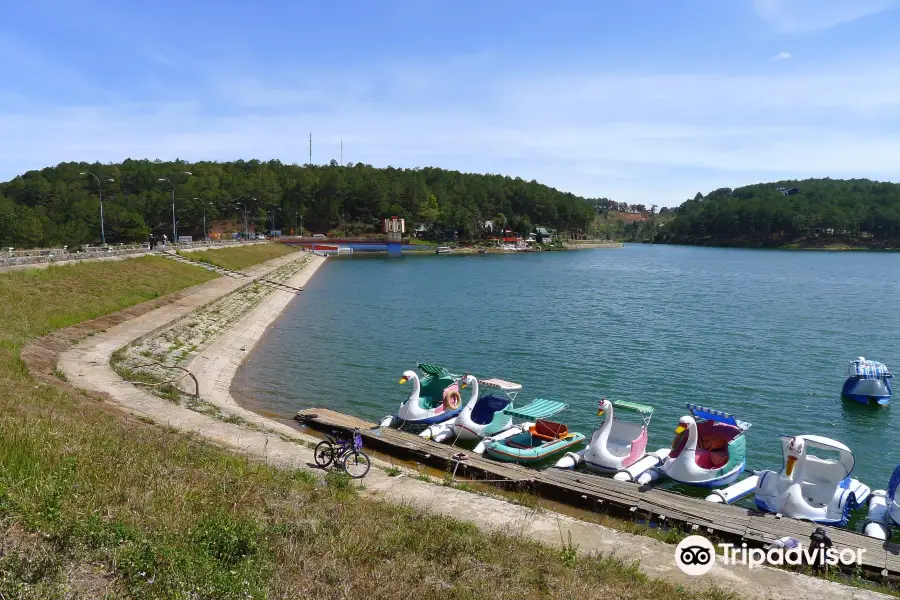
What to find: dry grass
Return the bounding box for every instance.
[184,243,297,271]
[0,257,739,600]
[0,257,217,367]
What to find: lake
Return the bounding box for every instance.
[234,245,900,490]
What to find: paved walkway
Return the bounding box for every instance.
[26,252,885,600]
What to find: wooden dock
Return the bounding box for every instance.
[296,408,900,578]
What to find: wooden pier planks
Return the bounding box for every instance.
[294,408,898,576]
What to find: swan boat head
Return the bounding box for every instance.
[784,436,805,478]
[596,397,612,418]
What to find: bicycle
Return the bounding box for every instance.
[313,427,371,478]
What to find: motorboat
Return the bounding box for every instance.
[754,435,870,526]
[842,357,892,405]
[555,398,654,474]
[379,363,464,428]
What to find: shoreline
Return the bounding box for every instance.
[24,250,886,600]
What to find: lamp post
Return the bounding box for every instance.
[158,171,192,243]
[269,207,280,233]
[79,172,115,244]
[196,198,214,241]
[236,202,249,239]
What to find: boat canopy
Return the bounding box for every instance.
[687,403,751,432]
[611,399,654,427]
[478,378,523,392]
[848,358,892,379]
[613,400,653,414]
[505,398,567,420]
[416,363,458,379]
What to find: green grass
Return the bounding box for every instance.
[0,256,741,599]
[183,243,297,271]
[0,257,217,369]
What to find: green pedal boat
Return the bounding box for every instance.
[483,418,585,464]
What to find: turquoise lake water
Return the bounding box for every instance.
[234,245,900,491]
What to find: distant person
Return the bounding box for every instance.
[160,233,167,250]
[149,234,156,250]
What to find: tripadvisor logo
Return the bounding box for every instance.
[675,535,866,576]
[675,536,716,576]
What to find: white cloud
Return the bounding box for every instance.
[773,51,792,60]
[4,58,900,207]
[754,0,900,33]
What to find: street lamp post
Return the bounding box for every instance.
[269,207,280,233]
[195,198,214,241]
[80,172,115,245]
[236,203,249,239]
[158,171,192,243]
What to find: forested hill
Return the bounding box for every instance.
[658,178,900,248]
[0,159,596,248]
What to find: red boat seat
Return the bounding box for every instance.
[530,419,567,441]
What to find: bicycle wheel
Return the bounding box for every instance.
[342,451,371,479]
[314,441,335,468]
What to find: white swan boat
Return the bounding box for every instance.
[864,464,900,539]
[379,363,464,428]
[618,405,751,487]
[658,405,751,487]
[754,435,870,526]
[422,376,571,454]
[420,376,519,442]
[555,398,654,474]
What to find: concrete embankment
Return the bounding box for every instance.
[22,250,887,600]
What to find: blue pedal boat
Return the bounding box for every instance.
[842,357,892,406]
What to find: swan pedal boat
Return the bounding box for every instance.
[420,376,519,443]
[754,435,870,526]
[864,464,900,539]
[646,404,751,488]
[379,363,465,428]
[555,398,654,474]
[483,418,585,464]
[842,357,892,406]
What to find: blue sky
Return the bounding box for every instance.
[2,0,900,206]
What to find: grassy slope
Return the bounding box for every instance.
[0,257,735,599]
[184,243,297,271]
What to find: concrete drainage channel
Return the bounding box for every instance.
[111,254,313,419]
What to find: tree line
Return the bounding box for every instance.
[657,178,900,247]
[0,159,601,248]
